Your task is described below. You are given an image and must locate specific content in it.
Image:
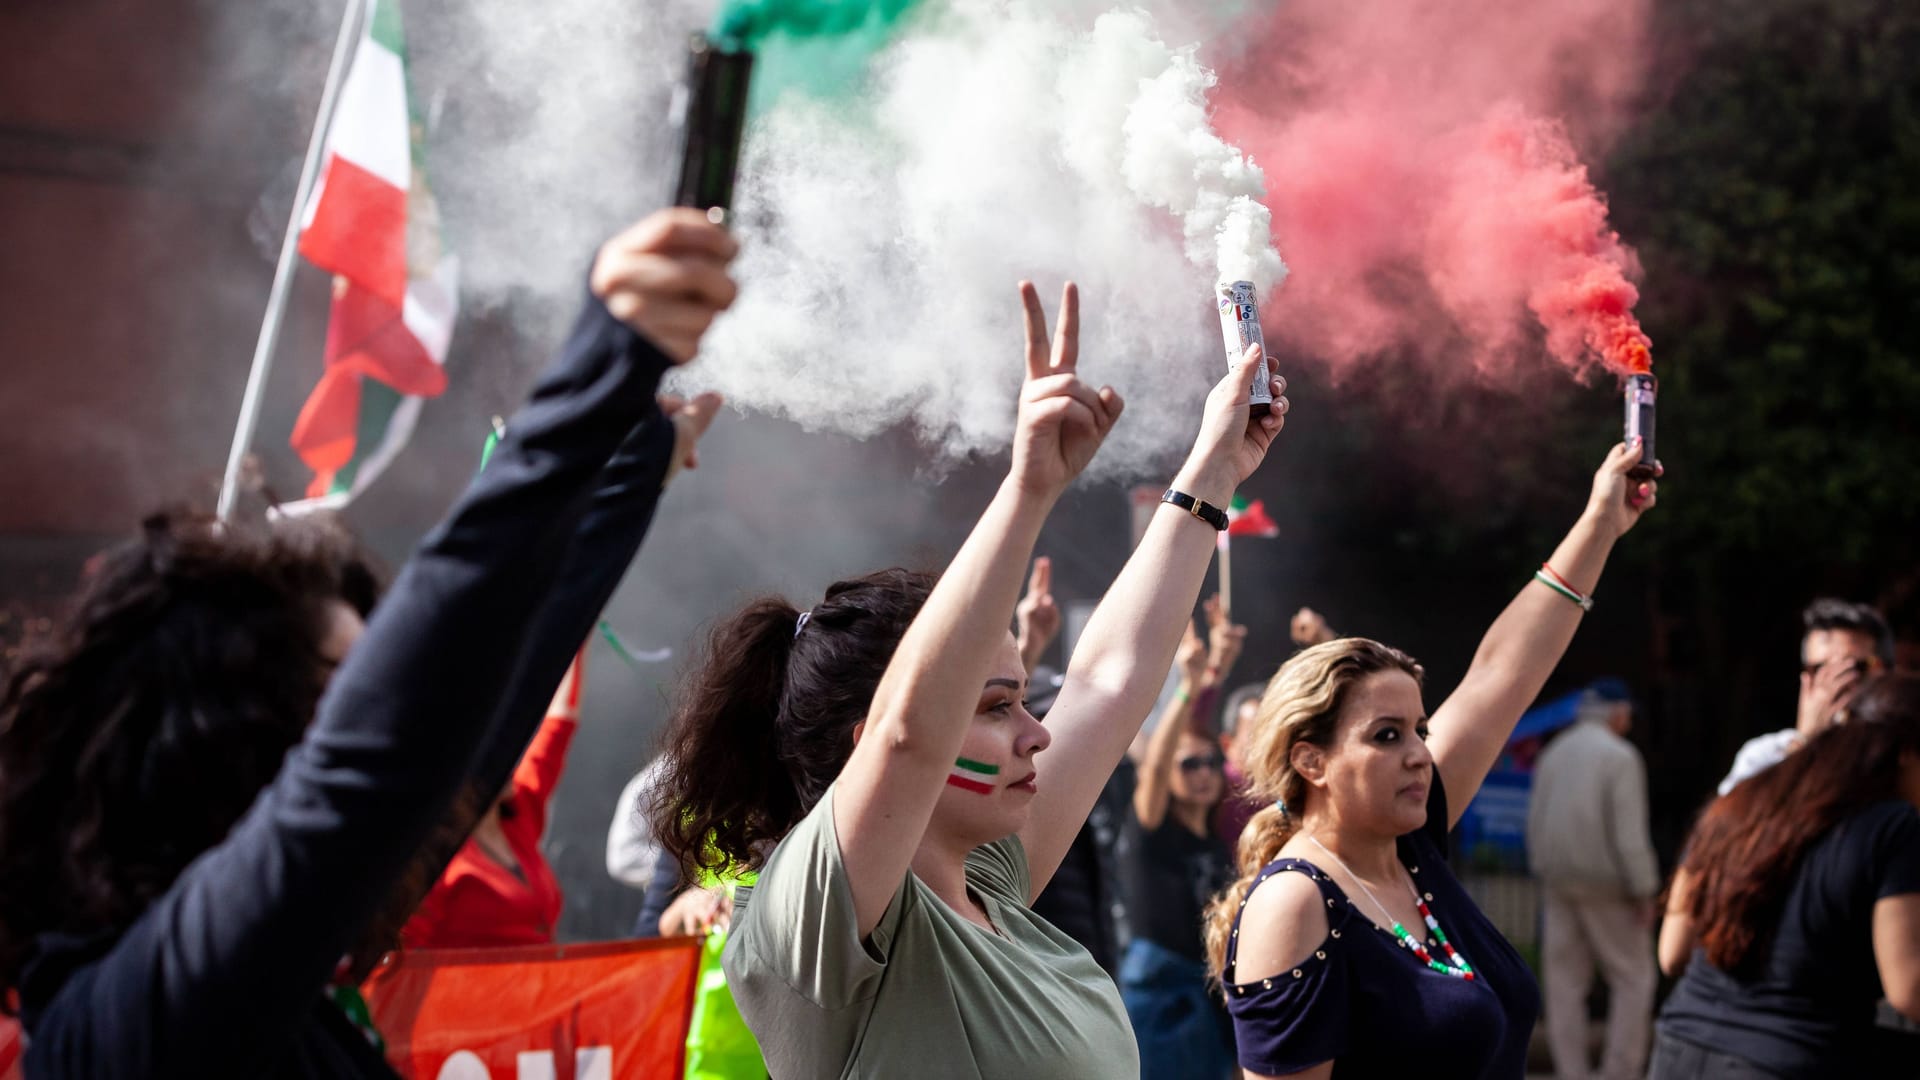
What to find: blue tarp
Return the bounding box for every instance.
[1506,689,1584,745]
[1455,690,1587,870]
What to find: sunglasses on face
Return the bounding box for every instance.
[1803,657,1881,678]
[1178,753,1225,773]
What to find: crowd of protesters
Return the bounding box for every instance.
[1,193,1915,1080]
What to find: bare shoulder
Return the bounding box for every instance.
[1230,869,1331,984]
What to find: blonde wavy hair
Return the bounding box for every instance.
[1202,637,1424,982]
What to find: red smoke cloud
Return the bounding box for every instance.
[1213,0,1655,379]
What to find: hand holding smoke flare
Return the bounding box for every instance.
[677,0,933,220]
[1623,372,1657,480]
[697,4,1289,474]
[673,35,754,221]
[1596,281,1657,480]
[1559,208,1659,480]
[1204,0,1667,466]
[1056,11,1288,427]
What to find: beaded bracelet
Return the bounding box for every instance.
[1532,563,1593,612]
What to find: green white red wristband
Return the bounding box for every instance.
[1533,562,1592,612]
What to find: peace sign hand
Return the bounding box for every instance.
[1010,282,1125,499]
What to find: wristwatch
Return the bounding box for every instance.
[1161,488,1228,531]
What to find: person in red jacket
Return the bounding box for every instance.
[403,654,585,949]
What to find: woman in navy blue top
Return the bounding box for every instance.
[1204,443,1659,1079]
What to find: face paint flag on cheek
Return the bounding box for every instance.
[947,757,999,794]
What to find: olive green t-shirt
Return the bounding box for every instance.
[724,785,1139,1079]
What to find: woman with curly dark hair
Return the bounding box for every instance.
[0,206,737,1078]
[1652,674,1920,1079]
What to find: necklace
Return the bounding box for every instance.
[1307,835,1476,981]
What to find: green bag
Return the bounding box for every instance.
[684,924,766,1080]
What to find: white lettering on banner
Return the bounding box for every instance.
[432,1048,614,1080]
[575,1047,613,1080]
[513,1048,616,1080]
[435,1051,490,1080]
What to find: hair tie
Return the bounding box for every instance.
[1275,797,1289,817]
[793,610,812,639]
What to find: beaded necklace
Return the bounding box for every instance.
[1308,836,1476,981]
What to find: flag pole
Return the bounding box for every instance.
[1217,532,1234,623]
[217,0,369,520]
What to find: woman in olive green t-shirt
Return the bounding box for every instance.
[651,282,1288,1078]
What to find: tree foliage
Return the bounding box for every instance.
[1608,0,1920,576]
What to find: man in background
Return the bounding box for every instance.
[1718,598,1893,794]
[1530,678,1660,1080]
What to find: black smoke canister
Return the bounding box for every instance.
[1624,373,1657,479]
[673,35,754,221]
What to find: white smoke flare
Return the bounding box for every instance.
[688,1,1285,477]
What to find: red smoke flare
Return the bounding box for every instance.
[1445,108,1655,377]
[1211,0,1654,380]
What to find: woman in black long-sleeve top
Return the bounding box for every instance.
[0,208,739,1078]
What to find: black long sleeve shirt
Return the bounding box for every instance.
[18,294,676,1079]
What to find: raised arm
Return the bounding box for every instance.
[33,210,737,1072]
[1133,621,1210,830]
[1202,593,1249,694]
[509,650,588,831]
[1427,441,1660,826]
[1658,867,1698,976]
[834,283,1122,937]
[1024,346,1285,892]
[1875,893,1920,1021]
[472,390,722,794]
[1125,599,1237,763]
[370,391,724,951]
[1015,556,1062,674]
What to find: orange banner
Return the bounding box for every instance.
[365,937,702,1080]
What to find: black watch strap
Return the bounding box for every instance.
[1161,488,1229,531]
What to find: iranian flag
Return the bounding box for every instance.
[946,757,1001,795]
[1225,495,1279,538]
[286,0,458,506]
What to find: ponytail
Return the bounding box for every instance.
[650,569,936,877]
[651,598,802,878]
[1204,797,1304,980]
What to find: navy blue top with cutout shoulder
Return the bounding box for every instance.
[1223,775,1539,1078]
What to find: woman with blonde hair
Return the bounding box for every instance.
[1203,442,1659,1079]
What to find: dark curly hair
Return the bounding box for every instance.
[0,510,382,995]
[650,568,935,877]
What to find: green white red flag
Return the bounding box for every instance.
[286,0,457,506]
[1225,494,1279,538]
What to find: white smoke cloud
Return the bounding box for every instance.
[423,0,712,334]
[1060,10,1284,290]
[686,1,1285,478]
